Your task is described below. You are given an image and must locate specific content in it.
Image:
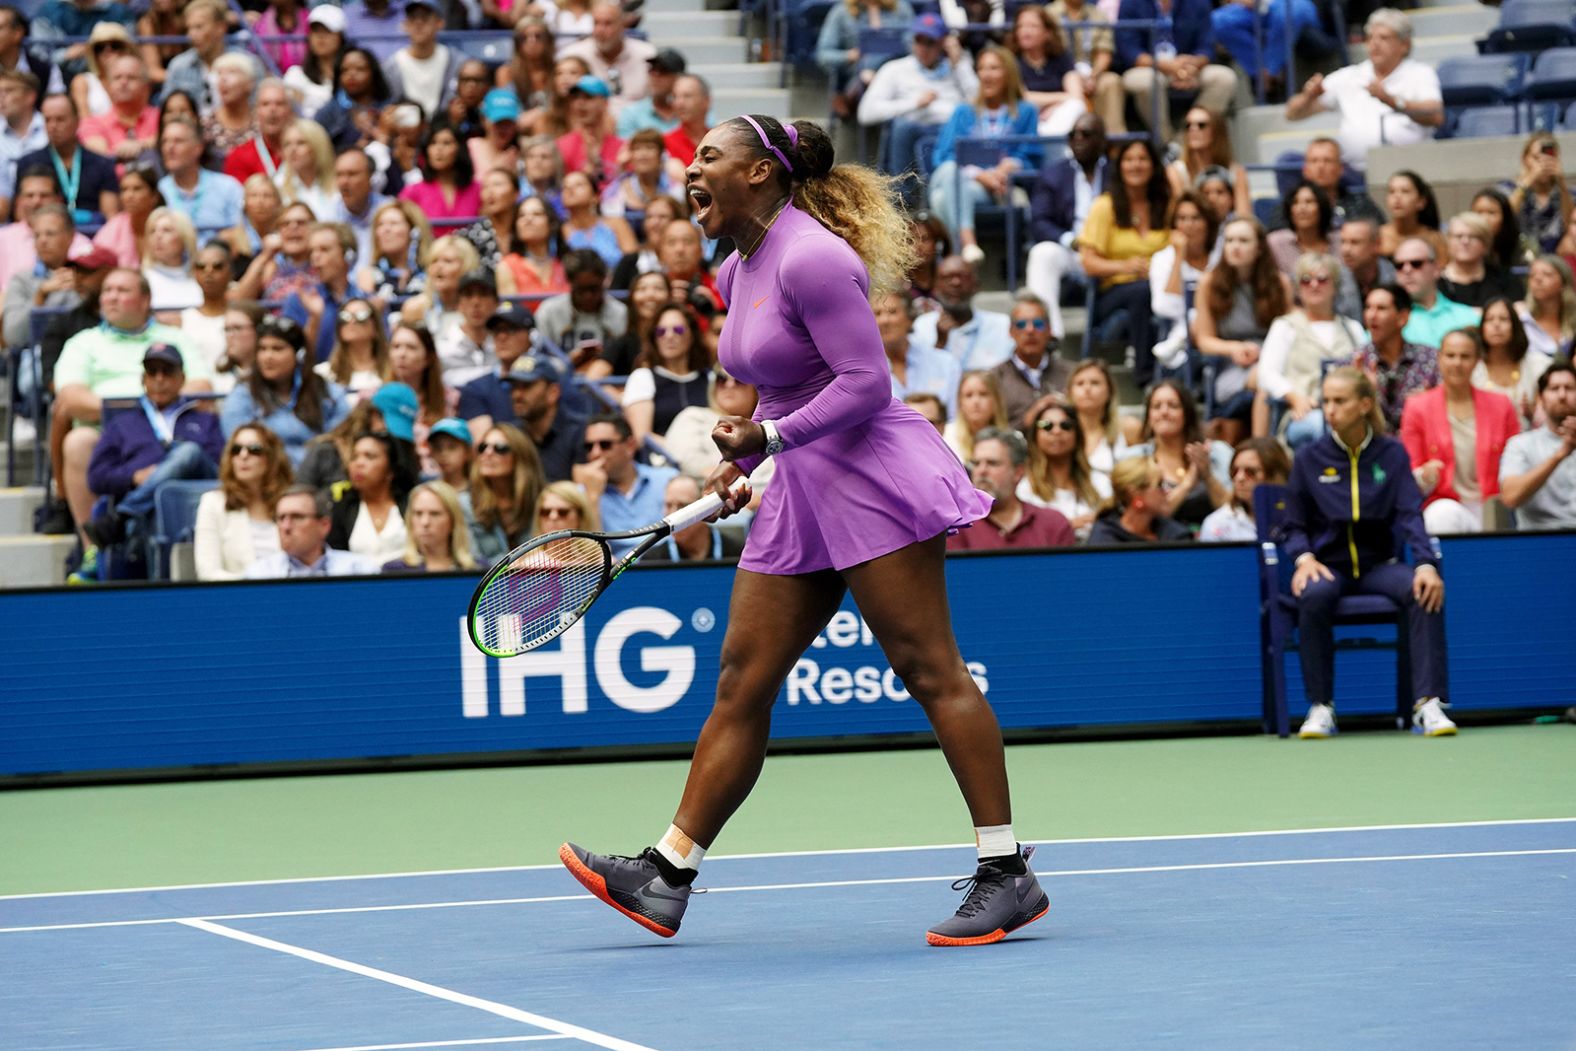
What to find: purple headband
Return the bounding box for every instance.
[741,115,797,174]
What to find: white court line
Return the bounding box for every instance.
[3,816,1573,901]
[6,847,1574,935]
[180,919,655,1051]
[296,1038,570,1051]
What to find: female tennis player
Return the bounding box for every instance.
[560,115,1049,947]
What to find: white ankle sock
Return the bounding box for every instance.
[655,824,705,872]
[975,824,1017,861]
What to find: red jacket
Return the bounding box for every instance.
[1399,385,1520,506]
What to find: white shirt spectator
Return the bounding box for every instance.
[348,503,407,562]
[194,488,280,581]
[145,265,203,312]
[1256,314,1367,401]
[910,307,1013,370]
[1315,58,1441,170]
[1198,502,1257,542]
[1149,244,1205,371]
[857,54,979,127]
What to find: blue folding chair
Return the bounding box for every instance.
[1526,47,1576,107]
[151,480,219,581]
[951,138,1026,290]
[1253,483,1426,738]
[1450,104,1523,139]
[1480,0,1576,54]
[1437,53,1529,108]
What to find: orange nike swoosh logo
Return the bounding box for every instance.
[753,296,769,309]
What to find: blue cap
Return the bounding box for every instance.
[504,354,564,385]
[570,75,611,98]
[913,13,946,40]
[142,343,183,370]
[428,417,472,445]
[370,382,419,443]
[481,88,521,123]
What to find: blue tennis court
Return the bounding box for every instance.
[4,818,1574,1050]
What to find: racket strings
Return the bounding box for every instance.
[473,535,609,655]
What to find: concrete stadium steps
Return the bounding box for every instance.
[0,486,43,536]
[0,488,68,587]
[641,10,742,37]
[0,534,73,588]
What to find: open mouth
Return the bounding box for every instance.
[688,186,713,222]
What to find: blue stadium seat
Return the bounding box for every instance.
[1252,197,1279,228]
[786,0,836,69]
[1451,104,1522,139]
[1566,100,1576,127]
[1526,47,1576,104]
[151,480,219,581]
[1436,53,1528,107]
[1480,0,1576,54]
[1527,101,1564,131]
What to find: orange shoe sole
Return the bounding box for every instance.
[925,902,1050,947]
[558,842,678,939]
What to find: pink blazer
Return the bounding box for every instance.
[1399,385,1520,505]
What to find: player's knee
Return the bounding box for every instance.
[888,648,970,707]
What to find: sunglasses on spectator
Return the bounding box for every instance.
[1299,273,1331,286]
[477,441,513,455]
[717,375,746,387]
[193,261,227,271]
[1231,464,1263,478]
[540,506,576,519]
[1395,258,1430,270]
[1068,128,1099,139]
[1184,119,1211,130]
[1013,318,1048,331]
[1035,418,1075,431]
[340,304,374,323]
[583,438,618,452]
[655,325,689,337]
[230,443,266,458]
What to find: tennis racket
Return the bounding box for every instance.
[466,478,749,658]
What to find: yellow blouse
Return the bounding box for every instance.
[1077,194,1171,288]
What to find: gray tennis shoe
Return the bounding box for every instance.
[559,842,692,938]
[926,845,1050,946]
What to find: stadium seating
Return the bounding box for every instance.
[1479,0,1576,54]
[1437,52,1529,108]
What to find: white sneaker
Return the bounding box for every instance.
[10,416,36,444]
[1299,703,1337,739]
[1413,697,1458,737]
[961,243,985,266]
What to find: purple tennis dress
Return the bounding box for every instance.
[719,202,992,575]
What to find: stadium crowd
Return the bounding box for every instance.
[1,0,1572,599]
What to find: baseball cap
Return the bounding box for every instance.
[647,48,687,74]
[570,75,611,98]
[428,417,473,445]
[142,344,183,370]
[458,268,498,296]
[504,354,564,385]
[68,245,119,270]
[307,5,346,33]
[481,88,521,124]
[486,305,535,332]
[913,13,946,40]
[404,0,442,15]
[369,382,419,443]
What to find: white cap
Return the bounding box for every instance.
[308,5,346,33]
